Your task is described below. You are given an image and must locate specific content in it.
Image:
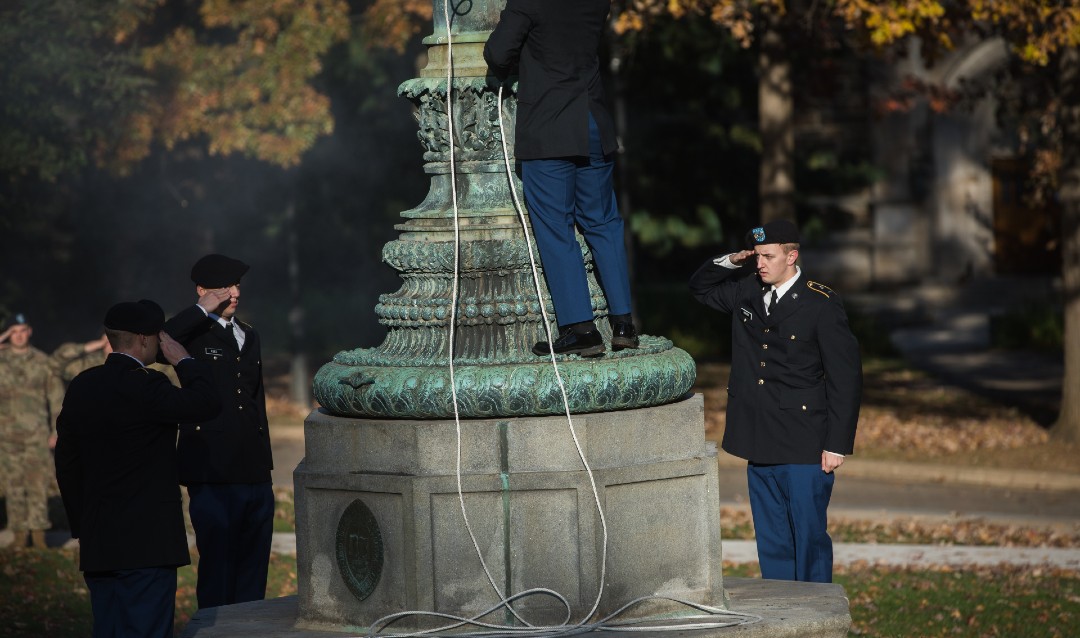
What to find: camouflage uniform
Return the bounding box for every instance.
[0,347,65,532]
[51,342,106,385]
[52,342,180,387]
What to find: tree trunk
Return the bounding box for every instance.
[285,197,311,408]
[758,5,795,223]
[608,30,638,320]
[1052,47,1080,443]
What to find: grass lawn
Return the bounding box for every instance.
[2,547,1076,638]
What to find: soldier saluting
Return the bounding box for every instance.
[164,254,274,609]
[689,219,862,583]
[54,299,220,637]
[0,314,65,549]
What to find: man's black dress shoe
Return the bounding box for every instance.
[532,327,605,357]
[610,321,640,351]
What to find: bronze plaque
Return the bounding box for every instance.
[335,499,384,601]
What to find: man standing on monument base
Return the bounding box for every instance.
[484,0,640,358]
[689,219,862,583]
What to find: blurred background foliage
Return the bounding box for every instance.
[0,0,1071,388]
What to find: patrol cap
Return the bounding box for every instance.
[745,219,800,248]
[104,299,165,335]
[8,313,27,327]
[191,254,249,288]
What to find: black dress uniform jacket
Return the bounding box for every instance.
[165,306,273,484]
[54,354,220,572]
[483,0,618,160]
[689,260,862,464]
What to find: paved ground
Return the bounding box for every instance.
[262,532,1080,568]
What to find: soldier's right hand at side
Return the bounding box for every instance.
[159,331,192,366]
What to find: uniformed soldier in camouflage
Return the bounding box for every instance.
[0,314,66,549]
[51,334,111,385]
[52,333,180,388]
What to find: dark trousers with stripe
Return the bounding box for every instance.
[84,567,177,638]
[521,112,633,326]
[746,462,835,582]
[187,481,274,608]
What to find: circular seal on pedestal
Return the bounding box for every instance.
[335,499,384,601]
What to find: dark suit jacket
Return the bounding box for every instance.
[483,0,618,160]
[165,306,274,484]
[54,354,220,572]
[689,260,862,464]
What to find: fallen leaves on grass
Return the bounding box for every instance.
[856,406,1047,454]
[0,548,91,637]
[839,564,1079,638]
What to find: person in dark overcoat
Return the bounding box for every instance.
[689,220,862,583]
[54,300,220,638]
[484,0,639,357]
[164,254,275,609]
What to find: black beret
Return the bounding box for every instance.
[104,299,165,335]
[190,254,249,288]
[9,313,27,327]
[745,219,800,248]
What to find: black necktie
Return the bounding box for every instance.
[768,289,778,315]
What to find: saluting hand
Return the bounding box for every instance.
[84,334,110,353]
[197,288,233,314]
[730,250,756,267]
[159,331,192,366]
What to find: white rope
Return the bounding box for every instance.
[362,5,760,635]
[439,0,530,626]
[367,595,762,638]
[494,85,610,626]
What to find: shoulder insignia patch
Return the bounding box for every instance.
[806,280,834,298]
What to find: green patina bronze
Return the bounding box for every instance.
[313,0,697,419]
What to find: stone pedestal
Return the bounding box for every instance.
[179,579,852,638]
[293,394,724,632]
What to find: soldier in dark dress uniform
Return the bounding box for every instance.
[164,254,275,609]
[54,300,220,637]
[689,220,862,583]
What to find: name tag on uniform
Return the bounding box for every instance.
[740,307,753,322]
[204,347,224,356]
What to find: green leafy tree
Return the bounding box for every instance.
[0,0,349,182]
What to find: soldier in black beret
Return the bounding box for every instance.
[164,254,274,609]
[104,299,166,335]
[689,220,862,584]
[55,301,220,637]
